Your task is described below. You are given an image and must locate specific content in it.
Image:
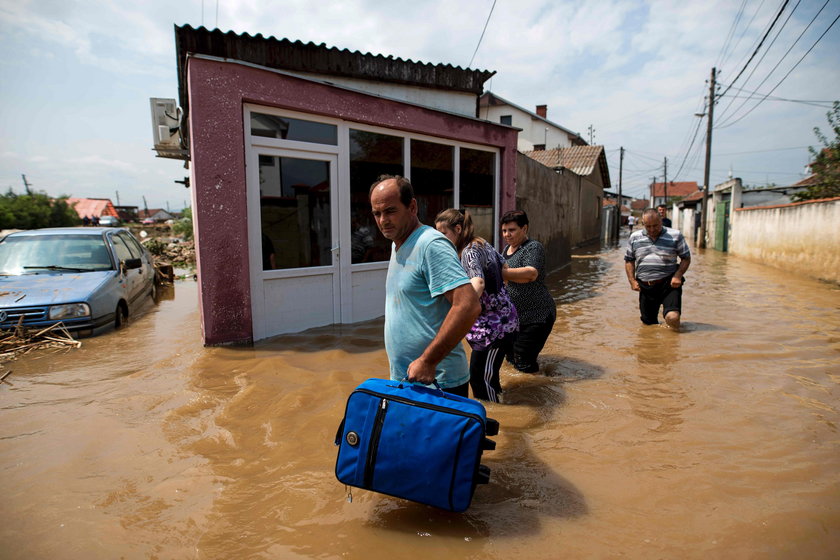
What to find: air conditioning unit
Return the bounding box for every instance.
[149,97,183,154]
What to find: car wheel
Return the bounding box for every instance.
[115,303,128,329]
[150,282,157,301]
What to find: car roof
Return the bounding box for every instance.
[4,227,125,237]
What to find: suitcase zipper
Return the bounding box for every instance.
[356,389,485,427]
[363,398,388,488]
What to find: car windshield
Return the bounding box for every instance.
[0,234,113,274]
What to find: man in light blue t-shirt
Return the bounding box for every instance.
[370,175,480,396]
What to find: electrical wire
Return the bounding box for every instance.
[717,10,840,129]
[468,0,497,68]
[722,94,833,108]
[716,145,810,155]
[720,0,770,72]
[719,82,836,103]
[718,0,791,100]
[715,0,802,122]
[715,0,750,69]
[671,112,706,182]
[717,0,828,124]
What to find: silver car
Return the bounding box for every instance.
[0,227,155,336]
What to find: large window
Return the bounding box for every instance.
[259,155,332,270]
[411,140,454,227]
[459,148,496,244]
[349,129,403,264]
[248,110,499,266]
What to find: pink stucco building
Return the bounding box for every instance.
[173,26,518,345]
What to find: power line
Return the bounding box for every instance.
[715,0,803,122]
[717,0,830,125]
[719,0,769,71]
[717,10,840,129]
[716,145,810,155]
[722,93,833,108]
[468,0,497,67]
[715,0,750,69]
[718,82,836,103]
[717,0,791,100]
[671,112,706,182]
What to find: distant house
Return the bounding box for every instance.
[630,199,649,214]
[524,146,611,188]
[114,206,139,222]
[518,146,609,266]
[138,209,174,222]
[735,176,815,208]
[66,198,119,220]
[650,181,700,207]
[479,92,587,152]
[604,190,633,209]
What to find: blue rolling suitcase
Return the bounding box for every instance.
[334,378,499,512]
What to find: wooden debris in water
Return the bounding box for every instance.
[0,319,81,363]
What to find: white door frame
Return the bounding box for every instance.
[246,145,341,340]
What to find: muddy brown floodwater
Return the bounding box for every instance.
[2,242,839,559]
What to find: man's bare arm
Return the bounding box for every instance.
[407,283,480,384]
[671,256,691,287]
[625,261,639,292]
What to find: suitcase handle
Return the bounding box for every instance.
[398,376,445,396]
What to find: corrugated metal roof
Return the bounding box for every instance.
[175,25,495,112]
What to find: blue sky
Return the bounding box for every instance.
[1,0,838,210]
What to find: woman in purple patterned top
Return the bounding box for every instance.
[435,209,519,402]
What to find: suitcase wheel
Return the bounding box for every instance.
[481,437,496,451]
[485,418,499,436]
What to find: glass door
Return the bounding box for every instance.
[248,148,339,340]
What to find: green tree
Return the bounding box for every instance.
[0,189,80,229]
[792,101,840,202]
[171,206,193,240]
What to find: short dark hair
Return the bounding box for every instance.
[500,209,529,228]
[656,204,667,210]
[370,175,414,207]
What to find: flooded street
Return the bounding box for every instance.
[2,242,839,559]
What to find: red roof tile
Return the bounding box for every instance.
[651,181,699,197]
[523,146,611,187]
[66,198,118,219]
[682,189,705,202]
[791,174,820,187]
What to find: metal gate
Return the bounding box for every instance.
[715,201,729,252]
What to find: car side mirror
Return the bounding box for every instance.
[122,258,142,270]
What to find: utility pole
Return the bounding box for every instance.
[115,190,120,206]
[651,176,656,205]
[698,67,716,249]
[21,174,32,195]
[663,157,668,207]
[587,125,596,145]
[617,146,624,242]
[142,195,149,218]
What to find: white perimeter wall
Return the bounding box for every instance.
[730,198,840,284]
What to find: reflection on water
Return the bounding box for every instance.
[2,242,840,559]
